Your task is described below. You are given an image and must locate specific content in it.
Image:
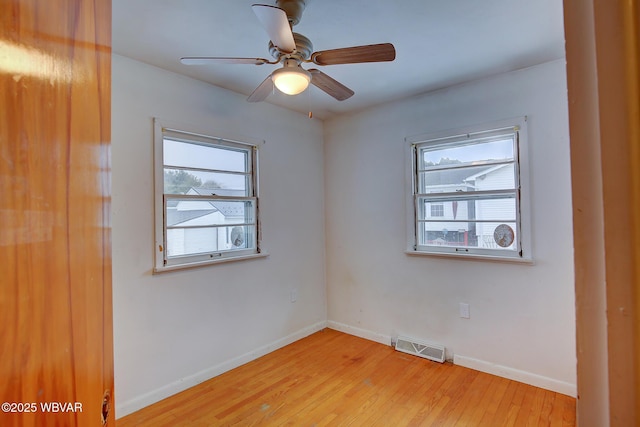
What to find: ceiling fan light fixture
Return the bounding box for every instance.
[272,63,311,95]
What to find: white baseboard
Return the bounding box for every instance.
[326,320,391,346]
[453,354,577,397]
[117,321,576,418]
[115,320,327,418]
[326,321,576,398]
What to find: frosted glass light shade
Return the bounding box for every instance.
[272,67,311,95]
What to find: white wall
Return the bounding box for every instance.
[111,55,327,417]
[323,60,576,395]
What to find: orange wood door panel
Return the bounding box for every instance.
[0,0,113,426]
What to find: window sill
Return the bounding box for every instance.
[404,250,534,265]
[153,252,269,274]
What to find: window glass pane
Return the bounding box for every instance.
[418,164,515,193]
[166,199,255,227]
[418,193,517,251]
[166,225,256,257]
[419,196,516,223]
[164,138,247,172]
[163,168,248,195]
[420,137,513,169]
[417,221,517,251]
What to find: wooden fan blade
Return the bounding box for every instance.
[252,4,296,53]
[309,69,354,101]
[247,75,274,102]
[311,43,396,66]
[180,57,270,65]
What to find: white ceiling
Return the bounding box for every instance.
[112,0,566,120]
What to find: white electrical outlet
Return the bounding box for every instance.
[290,289,297,303]
[459,303,470,319]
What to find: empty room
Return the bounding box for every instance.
[112,1,577,424]
[1,0,637,426]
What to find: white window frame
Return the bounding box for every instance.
[404,117,532,263]
[153,118,266,273]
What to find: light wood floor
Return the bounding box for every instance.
[117,329,576,426]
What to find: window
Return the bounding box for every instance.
[154,119,264,272]
[430,203,444,217]
[405,117,530,261]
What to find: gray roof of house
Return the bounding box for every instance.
[166,187,248,226]
[424,164,495,186]
[190,187,247,217]
[166,208,215,226]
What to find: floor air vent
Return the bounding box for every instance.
[394,336,445,363]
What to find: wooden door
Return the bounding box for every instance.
[0,0,113,425]
[564,0,640,424]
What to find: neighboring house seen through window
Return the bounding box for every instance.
[154,120,263,271]
[406,117,530,261]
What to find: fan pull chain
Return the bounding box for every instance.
[307,85,313,119]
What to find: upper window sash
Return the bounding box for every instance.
[162,131,255,196]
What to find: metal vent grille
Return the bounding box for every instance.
[395,336,445,363]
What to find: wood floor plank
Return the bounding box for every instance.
[513,381,538,425]
[406,363,469,425]
[358,353,431,425]
[482,379,520,426]
[525,387,548,426]
[378,368,447,425]
[450,369,498,425]
[282,341,392,424]
[561,394,578,426]
[475,377,511,426]
[438,368,486,425]
[117,330,576,426]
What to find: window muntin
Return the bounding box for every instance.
[408,122,526,259]
[154,121,262,271]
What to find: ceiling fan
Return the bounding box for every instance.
[180,0,396,102]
